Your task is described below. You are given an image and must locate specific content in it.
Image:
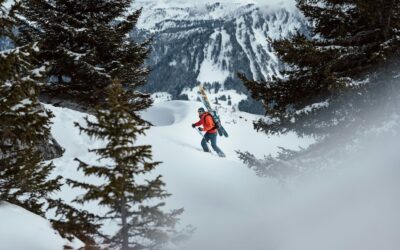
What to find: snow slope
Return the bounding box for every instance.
[47,100,312,249]
[0,202,83,250]
[46,100,400,250]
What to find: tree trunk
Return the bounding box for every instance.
[120,197,129,250]
[379,0,396,40]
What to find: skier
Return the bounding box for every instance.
[192,107,226,157]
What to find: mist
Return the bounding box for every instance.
[181,66,400,250]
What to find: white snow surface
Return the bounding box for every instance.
[46,100,311,249]
[43,100,400,250]
[151,92,173,103]
[0,202,83,250]
[133,0,296,19]
[181,87,248,108]
[196,29,232,84]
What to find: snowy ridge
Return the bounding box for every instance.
[134,1,297,28]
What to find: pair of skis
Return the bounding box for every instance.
[198,84,229,138]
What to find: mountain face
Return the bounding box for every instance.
[1,1,307,112]
[132,1,308,97]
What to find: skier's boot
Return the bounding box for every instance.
[217,151,226,158]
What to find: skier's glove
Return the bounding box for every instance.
[192,124,196,128]
[198,127,203,132]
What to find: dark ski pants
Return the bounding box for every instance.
[201,132,224,156]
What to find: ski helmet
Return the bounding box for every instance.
[198,107,206,113]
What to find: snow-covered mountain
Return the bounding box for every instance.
[131,1,307,97]
[1,0,307,110]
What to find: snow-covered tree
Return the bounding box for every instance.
[18,0,150,109]
[0,1,62,216]
[68,82,183,250]
[1,3,101,246]
[238,1,400,176]
[240,0,400,137]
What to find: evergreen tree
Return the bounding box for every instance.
[68,83,183,250]
[48,199,102,249]
[1,4,101,246]
[0,1,62,216]
[239,0,400,137]
[18,0,150,109]
[0,0,15,40]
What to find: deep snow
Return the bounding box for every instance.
[46,100,312,249]
[43,100,400,250]
[0,202,83,250]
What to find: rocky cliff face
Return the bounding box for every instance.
[132,1,308,97]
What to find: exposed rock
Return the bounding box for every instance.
[38,136,64,161]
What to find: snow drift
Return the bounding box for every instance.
[0,202,83,250]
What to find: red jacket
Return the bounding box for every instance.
[194,112,217,134]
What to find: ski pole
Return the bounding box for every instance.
[193,128,214,154]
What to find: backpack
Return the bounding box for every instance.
[204,113,220,130]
